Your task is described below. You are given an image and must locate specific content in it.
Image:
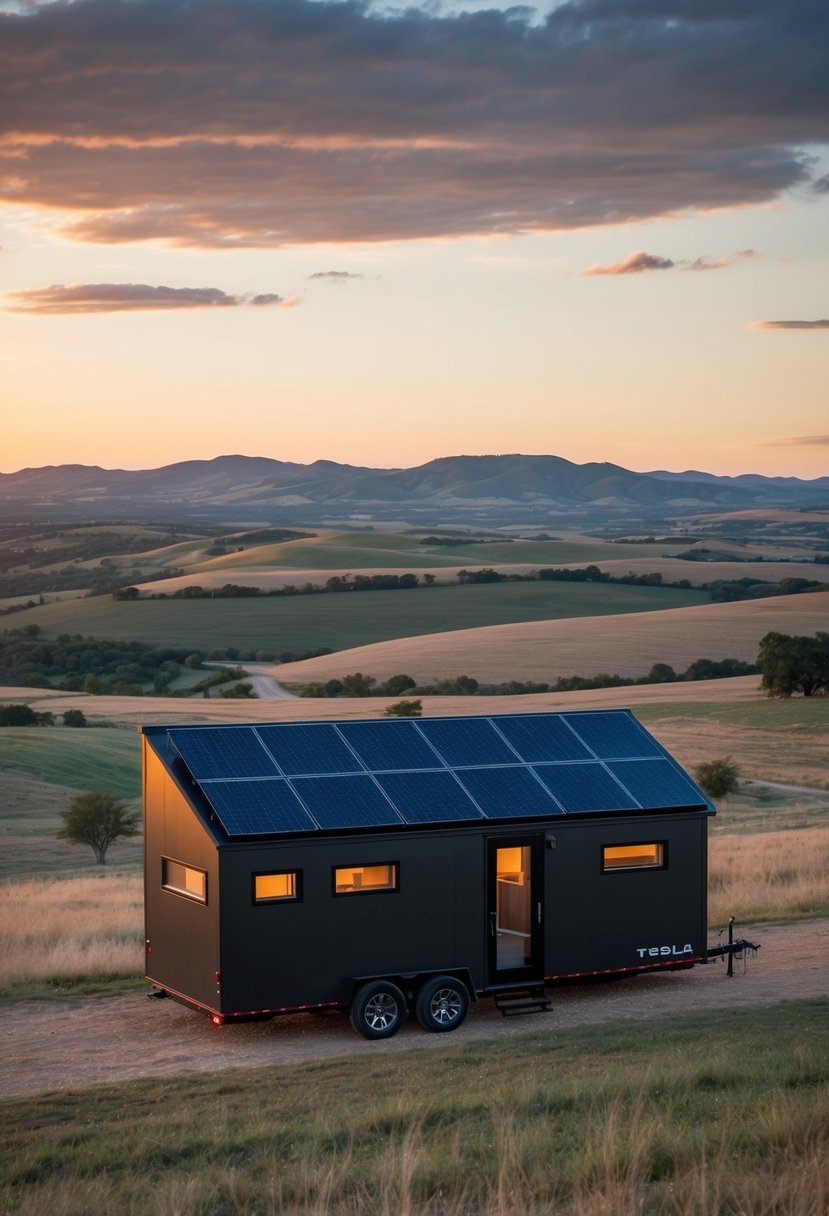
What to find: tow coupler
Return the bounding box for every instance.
[707,916,761,977]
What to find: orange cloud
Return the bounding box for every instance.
[581,251,674,276]
[5,283,297,315]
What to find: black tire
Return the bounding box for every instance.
[350,980,407,1040]
[414,975,469,1033]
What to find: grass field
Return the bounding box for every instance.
[277,590,829,684]
[0,727,140,798]
[6,580,710,654]
[0,1000,825,1215]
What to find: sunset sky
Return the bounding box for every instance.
[1,0,827,479]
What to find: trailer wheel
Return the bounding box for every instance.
[415,975,469,1033]
[350,980,407,1040]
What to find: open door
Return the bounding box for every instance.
[487,837,544,985]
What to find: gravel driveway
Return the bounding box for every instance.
[1,918,826,1100]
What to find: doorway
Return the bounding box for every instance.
[487,837,544,984]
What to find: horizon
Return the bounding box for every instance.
[2,449,828,484]
[1,0,827,481]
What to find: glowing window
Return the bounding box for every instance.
[162,858,207,902]
[334,863,398,894]
[602,843,665,872]
[253,871,300,904]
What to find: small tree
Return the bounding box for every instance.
[62,708,87,727]
[695,757,741,801]
[384,698,423,718]
[57,791,140,865]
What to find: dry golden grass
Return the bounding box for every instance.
[278,590,829,684]
[708,827,829,923]
[0,874,143,987]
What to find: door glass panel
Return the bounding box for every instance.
[495,845,532,971]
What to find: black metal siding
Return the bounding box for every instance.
[143,741,220,1008]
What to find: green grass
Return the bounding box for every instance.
[12,580,709,654]
[0,727,141,798]
[237,531,680,570]
[635,698,829,732]
[0,1000,826,1215]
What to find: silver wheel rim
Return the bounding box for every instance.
[364,992,399,1031]
[430,987,462,1026]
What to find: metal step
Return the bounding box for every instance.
[493,986,552,1017]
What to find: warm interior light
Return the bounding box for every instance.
[603,843,664,870]
[334,863,397,893]
[255,872,296,901]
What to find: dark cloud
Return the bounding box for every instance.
[0,0,826,247]
[749,319,829,330]
[5,283,296,314]
[581,251,674,276]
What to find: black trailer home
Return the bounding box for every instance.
[142,710,714,1038]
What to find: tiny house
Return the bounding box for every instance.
[141,710,714,1038]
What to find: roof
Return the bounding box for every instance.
[142,710,713,841]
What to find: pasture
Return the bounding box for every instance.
[0,1000,825,1215]
[6,579,709,655]
[277,589,829,684]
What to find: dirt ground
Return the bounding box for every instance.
[1,918,826,1100]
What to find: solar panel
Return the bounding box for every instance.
[563,711,663,759]
[376,770,483,824]
[607,759,709,809]
[494,715,592,763]
[291,775,403,831]
[200,778,317,836]
[532,763,639,813]
[338,719,444,772]
[257,723,364,776]
[170,727,279,780]
[416,718,519,767]
[457,766,565,819]
[158,709,709,838]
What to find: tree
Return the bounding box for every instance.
[62,709,87,727]
[384,698,423,717]
[758,631,829,697]
[695,757,741,801]
[57,791,140,864]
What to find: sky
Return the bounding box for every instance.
[1,0,828,479]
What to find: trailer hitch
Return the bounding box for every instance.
[707,916,761,977]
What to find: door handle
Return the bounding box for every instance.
[537,901,542,925]
[489,911,497,938]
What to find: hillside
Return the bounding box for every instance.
[276,589,829,685]
[3,453,828,525]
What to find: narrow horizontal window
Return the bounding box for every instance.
[253,871,301,904]
[162,857,207,903]
[602,843,665,872]
[334,863,398,895]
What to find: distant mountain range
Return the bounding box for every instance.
[1,454,827,525]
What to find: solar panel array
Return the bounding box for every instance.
[166,712,710,838]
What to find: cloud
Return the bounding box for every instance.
[762,435,829,446]
[0,0,826,247]
[5,283,296,314]
[683,249,762,272]
[310,271,365,282]
[748,319,829,330]
[581,251,675,276]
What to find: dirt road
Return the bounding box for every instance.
[1,919,826,1100]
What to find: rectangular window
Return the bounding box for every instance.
[334,862,398,895]
[602,843,665,872]
[162,857,207,902]
[253,871,301,904]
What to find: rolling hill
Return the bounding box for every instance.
[3,453,828,524]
